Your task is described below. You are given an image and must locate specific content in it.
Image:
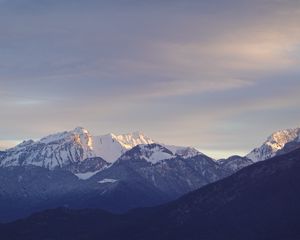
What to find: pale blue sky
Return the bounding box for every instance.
[0,0,300,158]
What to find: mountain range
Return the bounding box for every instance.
[0,126,299,222]
[1,146,300,240]
[0,127,201,172]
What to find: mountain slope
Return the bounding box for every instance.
[247,127,300,161]
[3,147,300,240]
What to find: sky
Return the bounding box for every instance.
[0,0,300,158]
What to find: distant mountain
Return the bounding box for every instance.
[219,127,300,171]
[247,127,300,161]
[2,126,300,226]
[162,145,202,159]
[0,127,98,170]
[218,155,253,172]
[91,144,229,200]
[2,147,300,240]
[0,143,229,222]
[118,144,175,163]
[0,127,202,173]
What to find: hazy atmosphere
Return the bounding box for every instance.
[1,0,300,158]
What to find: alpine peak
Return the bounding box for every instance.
[246,127,300,162]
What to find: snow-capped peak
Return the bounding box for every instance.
[119,143,175,164]
[266,128,300,149]
[39,127,94,154]
[246,127,300,162]
[92,131,155,162]
[163,145,203,159]
[1,127,97,169]
[113,131,154,149]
